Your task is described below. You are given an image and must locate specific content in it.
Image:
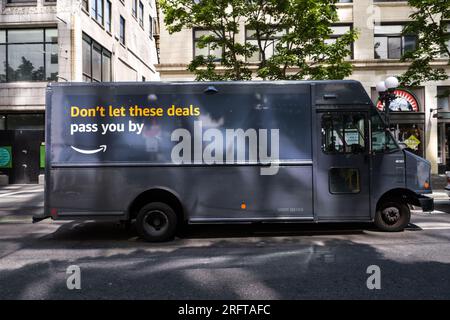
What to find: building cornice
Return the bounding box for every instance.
[157,59,450,74]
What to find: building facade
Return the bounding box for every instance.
[0,0,160,184]
[157,0,450,174]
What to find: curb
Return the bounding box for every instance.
[0,215,33,224]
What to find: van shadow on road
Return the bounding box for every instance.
[44,221,373,244]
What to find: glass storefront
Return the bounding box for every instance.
[371,87,425,158]
[437,87,450,172]
[390,123,424,156]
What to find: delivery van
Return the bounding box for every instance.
[34,81,434,241]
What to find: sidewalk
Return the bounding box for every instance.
[0,185,44,223]
[431,174,448,201]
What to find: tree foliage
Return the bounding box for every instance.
[160,0,358,81]
[400,0,450,87]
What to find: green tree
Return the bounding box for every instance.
[160,0,358,81]
[400,0,450,88]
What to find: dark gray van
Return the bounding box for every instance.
[34,81,434,241]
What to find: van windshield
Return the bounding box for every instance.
[371,109,399,153]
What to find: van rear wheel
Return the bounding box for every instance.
[374,201,410,232]
[136,202,177,242]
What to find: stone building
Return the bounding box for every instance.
[0,0,160,183]
[157,0,450,174]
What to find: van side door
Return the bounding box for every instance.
[313,111,371,221]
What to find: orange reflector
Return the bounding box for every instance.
[241,202,246,210]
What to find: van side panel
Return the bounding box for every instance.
[49,165,314,220]
[47,82,314,221]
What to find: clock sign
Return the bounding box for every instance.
[377,89,420,112]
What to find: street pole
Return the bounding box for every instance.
[377,77,399,131]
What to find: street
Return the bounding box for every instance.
[1,185,450,299]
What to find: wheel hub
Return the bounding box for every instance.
[144,210,168,233]
[382,207,400,224]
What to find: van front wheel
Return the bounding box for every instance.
[374,201,410,232]
[136,202,177,242]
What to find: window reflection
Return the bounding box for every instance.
[0,28,58,82]
[7,44,44,81]
[322,113,366,154]
[370,110,399,153]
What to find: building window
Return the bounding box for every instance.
[91,0,104,25]
[82,0,88,11]
[0,28,58,83]
[139,1,144,28]
[245,28,285,63]
[82,33,111,82]
[149,16,153,38]
[325,24,354,59]
[120,16,126,45]
[374,24,417,59]
[6,0,37,3]
[3,114,44,130]
[442,22,450,58]
[193,29,223,61]
[105,0,112,32]
[0,30,5,83]
[438,87,450,111]
[132,0,137,18]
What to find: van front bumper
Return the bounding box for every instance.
[418,195,434,212]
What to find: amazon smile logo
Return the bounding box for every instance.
[71,145,107,154]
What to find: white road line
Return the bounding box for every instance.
[414,222,450,230]
[0,190,41,198]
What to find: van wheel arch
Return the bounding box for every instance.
[128,188,185,223]
[376,188,421,210]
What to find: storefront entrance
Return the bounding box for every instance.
[438,122,450,172]
[0,130,44,184]
[373,87,425,158]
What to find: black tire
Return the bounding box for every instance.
[136,202,177,242]
[374,200,410,232]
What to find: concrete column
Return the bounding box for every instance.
[352,0,374,61]
[56,0,81,81]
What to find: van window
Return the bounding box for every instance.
[329,168,360,194]
[370,110,399,153]
[321,113,366,154]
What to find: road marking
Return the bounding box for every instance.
[0,190,34,198]
[0,190,42,198]
[414,222,450,230]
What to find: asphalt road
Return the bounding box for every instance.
[1,185,450,299]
